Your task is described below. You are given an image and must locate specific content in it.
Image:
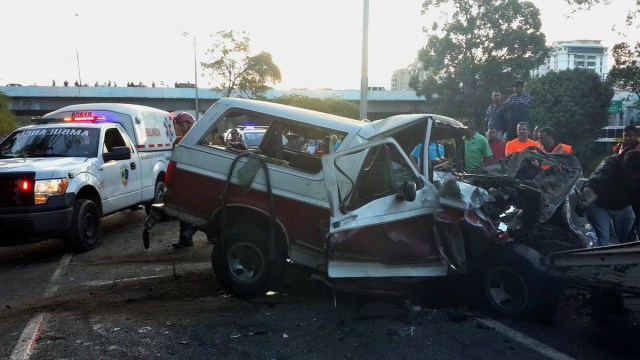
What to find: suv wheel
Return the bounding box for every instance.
[481,243,559,322]
[212,225,285,297]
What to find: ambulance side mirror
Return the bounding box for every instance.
[103,146,131,162]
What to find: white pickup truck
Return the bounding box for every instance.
[0,103,175,251]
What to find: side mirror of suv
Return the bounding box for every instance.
[396,180,417,202]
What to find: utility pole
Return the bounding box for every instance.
[183,32,200,120]
[360,0,369,121]
[193,36,199,120]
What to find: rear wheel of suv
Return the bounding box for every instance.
[481,243,559,322]
[65,199,101,252]
[212,224,285,297]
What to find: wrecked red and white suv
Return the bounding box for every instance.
[143,98,596,321]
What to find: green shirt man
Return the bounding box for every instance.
[462,120,492,173]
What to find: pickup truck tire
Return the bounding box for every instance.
[212,225,285,297]
[65,199,101,252]
[481,243,559,322]
[145,180,166,215]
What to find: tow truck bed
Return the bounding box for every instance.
[544,242,640,295]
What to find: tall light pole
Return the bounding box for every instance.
[183,32,199,120]
[360,0,369,121]
[75,13,82,86]
[76,48,82,86]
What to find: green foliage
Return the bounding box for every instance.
[0,92,18,137]
[413,0,549,124]
[607,42,640,102]
[270,95,360,119]
[201,30,281,99]
[528,68,613,165]
[564,0,640,27]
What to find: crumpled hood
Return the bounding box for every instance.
[464,149,582,223]
[0,157,90,178]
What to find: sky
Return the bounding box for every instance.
[1,0,639,90]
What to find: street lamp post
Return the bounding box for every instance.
[183,32,199,121]
[360,0,369,121]
[193,36,199,121]
[75,13,82,86]
[76,48,82,86]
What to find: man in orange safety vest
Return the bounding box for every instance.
[538,127,573,155]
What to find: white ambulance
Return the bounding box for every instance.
[0,103,176,251]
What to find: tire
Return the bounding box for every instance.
[481,243,559,322]
[65,199,101,252]
[144,180,165,215]
[212,225,285,297]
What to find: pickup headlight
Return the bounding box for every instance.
[34,178,69,204]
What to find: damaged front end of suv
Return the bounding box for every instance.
[430,148,597,321]
[464,148,596,256]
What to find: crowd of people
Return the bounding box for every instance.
[51,80,189,88]
[479,80,640,246]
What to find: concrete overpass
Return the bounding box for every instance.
[0,86,429,120]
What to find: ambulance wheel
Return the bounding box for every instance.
[65,199,101,252]
[481,243,559,322]
[212,225,285,297]
[145,180,165,215]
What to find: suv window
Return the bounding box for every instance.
[198,109,347,174]
[332,143,421,212]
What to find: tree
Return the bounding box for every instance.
[412,0,549,126]
[564,0,640,27]
[201,30,281,99]
[0,92,17,137]
[565,1,640,140]
[607,42,640,99]
[270,95,360,119]
[528,68,613,165]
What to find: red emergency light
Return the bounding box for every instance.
[20,179,32,191]
[63,115,107,122]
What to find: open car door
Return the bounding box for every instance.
[321,139,447,278]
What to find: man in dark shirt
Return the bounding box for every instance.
[485,90,507,138]
[503,80,531,140]
[579,149,640,245]
[613,124,640,155]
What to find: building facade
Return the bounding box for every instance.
[391,59,434,91]
[532,40,608,79]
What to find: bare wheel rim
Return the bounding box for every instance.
[485,266,528,315]
[227,242,265,284]
[155,183,165,203]
[82,210,97,238]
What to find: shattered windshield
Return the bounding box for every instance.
[333,143,421,212]
[0,127,100,158]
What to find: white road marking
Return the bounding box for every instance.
[43,253,72,298]
[9,313,49,360]
[477,318,575,360]
[80,274,168,287]
[10,253,73,360]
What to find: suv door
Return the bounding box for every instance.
[321,139,447,278]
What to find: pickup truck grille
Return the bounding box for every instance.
[0,172,35,206]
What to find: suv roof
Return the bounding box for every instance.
[210,98,464,141]
[212,98,364,133]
